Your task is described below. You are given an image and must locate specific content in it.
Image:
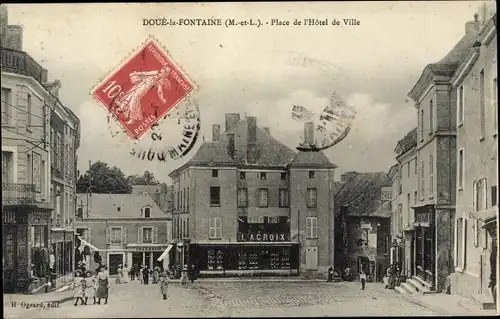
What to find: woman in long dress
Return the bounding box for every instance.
[95,266,110,305]
[114,66,172,124]
[122,264,130,283]
[139,266,144,284]
[116,265,123,284]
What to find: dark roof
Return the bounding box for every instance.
[76,193,166,219]
[188,142,236,166]
[131,185,160,195]
[334,172,390,218]
[289,151,337,169]
[395,128,417,154]
[438,25,482,65]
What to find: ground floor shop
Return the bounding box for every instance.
[50,229,74,288]
[2,209,52,293]
[189,243,300,277]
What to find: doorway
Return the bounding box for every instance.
[3,226,17,292]
[305,247,318,270]
[108,253,124,275]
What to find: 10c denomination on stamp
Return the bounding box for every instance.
[92,37,196,140]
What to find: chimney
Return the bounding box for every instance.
[465,13,481,34]
[212,124,221,141]
[0,5,8,47]
[225,113,240,132]
[247,116,258,164]
[263,127,270,135]
[227,134,235,159]
[304,122,314,145]
[6,25,22,51]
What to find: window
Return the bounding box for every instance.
[407,162,410,178]
[260,172,267,180]
[26,93,32,130]
[420,160,425,197]
[493,78,498,134]
[458,149,464,190]
[2,151,13,184]
[473,178,488,212]
[109,227,122,244]
[77,227,91,244]
[429,99,433,134]
[1,87,12,125]
[492,185,498,207]
[407,193,411,223]
[258,188,268,207]
[414,159,417,175]
[41,160,46,197]
[306,217,318,238]
[144,207,151,218]
[142,227,153,244]
[210,186,221,206]
[455,217,466,269]
[280,172,286,180]
[237,188,248,207]
[209,217,222,239]
[414,191,417,205]
[398,204,403,232]
[480,69,485,139]
[458,85,464,126]
[309,171,315,179]
[186,217,190,238]
[307,188,317,208]
[212,169,218,178]
[279,188,289,207]
[187,187,189,211]
[77,207,83,219]
[268,216,279,224]
[27,154,32,184]
[240,172,246,179]
[429,154,434,196]
[420,109,424,141]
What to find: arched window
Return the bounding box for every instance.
[143,207,151,218]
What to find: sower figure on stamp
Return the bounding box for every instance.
[114,66,172,124]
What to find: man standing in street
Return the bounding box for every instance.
[360,269,367,290]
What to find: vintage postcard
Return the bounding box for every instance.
[1,1,498,318]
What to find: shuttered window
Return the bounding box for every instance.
[209,217,222,239]
[306,217,318,238]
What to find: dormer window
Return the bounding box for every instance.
[143,206,151,218]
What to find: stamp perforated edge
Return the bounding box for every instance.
[90,34,200,143]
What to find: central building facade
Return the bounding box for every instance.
[169,114,336,277]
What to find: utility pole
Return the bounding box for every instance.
[86,161,92,218]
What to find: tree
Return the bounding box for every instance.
[76,161,132,194]
[127,170,158,185]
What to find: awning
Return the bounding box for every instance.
[77,236,100,251]
[157,244,173,262]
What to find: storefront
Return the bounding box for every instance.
[413,206,435,288]
[2,209,52,293]
[126,244,169,270]
[51,229,74,288]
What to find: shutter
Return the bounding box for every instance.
[472,181,477,212]
[106,227,110,245]
[153,227,158,243]
[483,179,488,210]
[138,227,143,244]
[87,228,92,244]
[462,218,467,269]
[218,217,222,238]
[454,218,458,267]
[306,217,311,237]
[313,218,318,238]
[122,227,127,245]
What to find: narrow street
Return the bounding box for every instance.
[4,280,443,318]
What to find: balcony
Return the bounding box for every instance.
[1,47,47,83]
[2,183,36,206]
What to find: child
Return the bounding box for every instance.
[84,271,96,305]
[360,269,367,290]
[72,271,86,306]
[159,273,170,300]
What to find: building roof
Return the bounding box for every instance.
[437,25,482,65]
[334,172,390,218]
[170,116,336,176]
[76,193,166,219]
[131,185,160,195]
[395,127,417,155]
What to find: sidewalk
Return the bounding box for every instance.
[401,293,498,316]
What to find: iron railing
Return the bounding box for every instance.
[1,48,46,83]
[2,183,36,205]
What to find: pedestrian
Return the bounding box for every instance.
[153,265,159,284]
[143,265,150,285]
[327,266,334,282]
[116,264,123,284]
[181,264,189,285]
[123,264,130,283]
[72,270,86,306]
[159,273,170,300]
[95,266,110,305]
[139,265,144,284]
[360,269,367,290]
[130,264,136,281]
[189,264,197,283]
[344,266,352,282]
[84,271,96,305]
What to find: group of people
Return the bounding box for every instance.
[72,266,110,306]
[383,264,401,290]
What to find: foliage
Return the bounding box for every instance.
[127,170,158,185]
[76,161,132,194]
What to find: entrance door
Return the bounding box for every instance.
[145,252,152,268]
[108,254,123,275]
[3,226,17,292]
[305,247,318,270]
[132,252,143,268]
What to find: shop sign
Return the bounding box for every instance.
[238,232,289,242]
[134,247,164,252]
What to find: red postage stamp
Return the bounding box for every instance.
[92,38,195,140]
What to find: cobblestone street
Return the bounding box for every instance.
[4,280,446,317]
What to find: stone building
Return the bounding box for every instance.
[450,12,497,307]
[168,114,336,277]
[334,172,392,282]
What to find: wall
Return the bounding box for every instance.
[454,30,497,298]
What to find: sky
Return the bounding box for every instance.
[5,1,491,183]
